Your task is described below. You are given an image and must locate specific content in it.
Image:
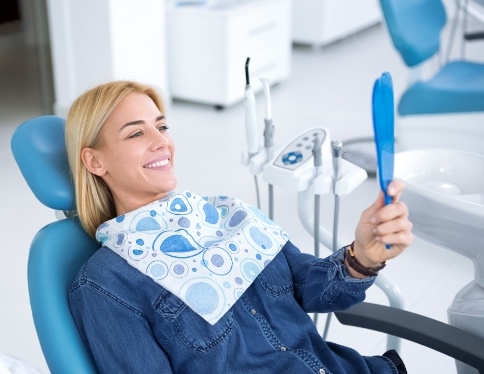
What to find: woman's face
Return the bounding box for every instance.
[83,92,177,214]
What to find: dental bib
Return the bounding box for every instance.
[96,191,289,325]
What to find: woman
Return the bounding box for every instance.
[67,81,412,373]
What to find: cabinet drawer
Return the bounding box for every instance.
[225,0,291,59]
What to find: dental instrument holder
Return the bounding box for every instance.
[242,128,367,204]
[240,67,402,350]
[242,128,404,351]
[262,128,366,196]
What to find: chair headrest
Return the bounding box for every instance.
[11,115,76,211]
[379,0,446,67]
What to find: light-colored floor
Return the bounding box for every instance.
[1,4,482,373]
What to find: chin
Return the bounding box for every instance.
[164,179,177,193]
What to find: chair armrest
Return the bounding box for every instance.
[464,31,484,41]
[334,302,484,370]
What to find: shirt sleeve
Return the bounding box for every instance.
[69,282,173,374]
[281,240,376,313]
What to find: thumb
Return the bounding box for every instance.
[362,191,385,221]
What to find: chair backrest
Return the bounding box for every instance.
[379,0,447,67]
[11,116,99,374]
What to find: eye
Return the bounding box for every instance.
[128,131,142,139]
[158,125,169,132]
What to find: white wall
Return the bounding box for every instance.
[46,0,169,117]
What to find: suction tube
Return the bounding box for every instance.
[311,136,323,328]
[311,136,323,259]
[331,140,344,252]
[322,140,344,340]
[244,58,258,157]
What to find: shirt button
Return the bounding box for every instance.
[319,369,325,374]
[280,346,287,352]
[250,309,256,315]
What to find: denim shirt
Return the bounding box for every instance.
[69,241,398,374]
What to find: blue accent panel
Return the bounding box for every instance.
[11,115,76,211]
[282,151,303,165]
[399,61,484,115]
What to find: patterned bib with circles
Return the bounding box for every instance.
[96,191,289,325]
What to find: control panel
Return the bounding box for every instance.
[272,128,327,171]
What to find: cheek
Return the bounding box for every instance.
[106,148,140,172]
[169,141,176,166]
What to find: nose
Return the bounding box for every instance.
[149,127,169,150]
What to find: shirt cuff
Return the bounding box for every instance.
[329,247,376,289]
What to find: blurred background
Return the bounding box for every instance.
[1,0,483,372]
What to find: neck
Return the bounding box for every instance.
[113,191,173,216]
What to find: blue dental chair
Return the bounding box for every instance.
[11,116,99,374]
[11,115,484,373]
[378,0,484,154]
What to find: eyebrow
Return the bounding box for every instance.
[119,115,165,132]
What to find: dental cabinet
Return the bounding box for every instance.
[292,0,381,47]
[166,0,292,108]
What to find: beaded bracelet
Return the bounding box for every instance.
[344,242,387,277]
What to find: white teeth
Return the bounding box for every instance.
[145,159,169,168]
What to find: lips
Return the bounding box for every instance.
[143,155,171,169]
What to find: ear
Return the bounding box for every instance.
[81,147,107,177]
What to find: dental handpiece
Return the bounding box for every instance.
[260,78,274,161]
[331,140,344,187]
[244,58,258,157]
[312,135,323,177]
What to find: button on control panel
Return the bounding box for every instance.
[273,129,327,170]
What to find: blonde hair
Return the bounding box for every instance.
[66,81,166,238]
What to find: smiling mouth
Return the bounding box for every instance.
[144,159,170,168]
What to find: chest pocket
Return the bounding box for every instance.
[155,290,235,353]
[256,252,294,297]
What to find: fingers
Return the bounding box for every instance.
[376,231,414,251]
[387,179,405,202]
[371,200,409,224]
[364,179,406,220]
[371,201,413,249]
[354,179,413,261]
[361,191,385,221]
[372,213,413,242]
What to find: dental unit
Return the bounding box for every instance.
[241,62,404,350]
